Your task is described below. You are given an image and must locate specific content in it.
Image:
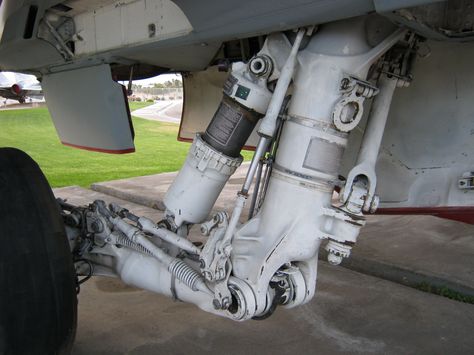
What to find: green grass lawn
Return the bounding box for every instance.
[128,101,155,110]
[0,102,252,188]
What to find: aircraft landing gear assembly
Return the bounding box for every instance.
[0,16,417,354]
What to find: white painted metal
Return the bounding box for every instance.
[109,215,211,294]
[155,17,406,318]
[69,17,408,321]
[164,134,242,226]
[257,28,306,137]
[164,45,282,227]
[0,0,26,43]
[73,0,193,56]
[342,74,399,212]
[138,216,201,255]
[226,61,272,115]
[229,17,405,315]
[374,40,474,209]
[211,29,308,284]
[100,244,217,313]
[42,64,135,152]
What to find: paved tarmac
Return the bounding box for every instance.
[354,214,474,295]
[54,171,474,354]
[131,100,182,123]
[0,101,45,110]
[71,262,474,355]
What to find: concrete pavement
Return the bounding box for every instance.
[131,100,182,123]
[70,262,474,355]
[348,214,474,296]
[0,101,46,110]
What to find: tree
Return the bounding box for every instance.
[162,78,182,88]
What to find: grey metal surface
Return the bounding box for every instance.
[0,0,442,72]
[42,64,135,153]
[375,39,474,208]
[373,0,444,12]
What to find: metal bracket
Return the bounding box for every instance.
[332,76,379,132]
[459,172,474,190]
[41,18,75,60]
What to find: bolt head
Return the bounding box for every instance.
[212,299,221,310]
[327,252,343,266]
[248,55,272,77]
[340,78,350,90]
[221,297,230,310]
[369,195,380,213]
[90,220,102,233]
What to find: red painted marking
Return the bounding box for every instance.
[377,206,474,224]
[177,136,193,144]
[11,84,21,95]
[61,141,135,154]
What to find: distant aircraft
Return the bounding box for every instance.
[0,72,42,103]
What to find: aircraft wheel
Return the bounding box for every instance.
[0,148,77,355]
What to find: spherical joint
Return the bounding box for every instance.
[325,240,351,266]
[225,277,256,321]
[327,252,343,266]
[248,55,273,77]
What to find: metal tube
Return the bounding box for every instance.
[357,75,398,166]
[138,216,201,255]
[220,193,246,248]
[242,137,270,194]
[341,74,399,211]
[111,217,210,294]
[248,160,264,219]
[225,30,307,244]
[258,28,306,137]
[43,19,74,59]
[111,217,174,265]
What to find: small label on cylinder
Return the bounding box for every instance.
[223,75,238,96]
[235,85,250,100]
[206,101,243,146]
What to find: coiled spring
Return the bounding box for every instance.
[168,259,202,291]
[115,232,153,256]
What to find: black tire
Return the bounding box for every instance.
[0,148,77,355]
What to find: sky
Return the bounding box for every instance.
[0,71,180,88]
[122,73,182,87]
